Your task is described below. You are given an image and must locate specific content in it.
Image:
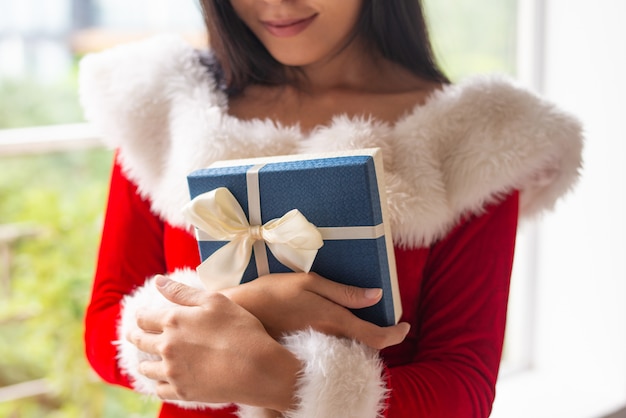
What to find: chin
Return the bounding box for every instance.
[273,55,316,68]
[267,47,323,68]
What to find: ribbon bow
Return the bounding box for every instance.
[183,187,324,291]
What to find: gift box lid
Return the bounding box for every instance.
[186,148,401,326]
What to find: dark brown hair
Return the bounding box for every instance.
[199,0,448,95]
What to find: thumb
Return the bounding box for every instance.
[155,275,206,307]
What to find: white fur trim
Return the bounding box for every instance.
[117,268,231,410]
[389,75,584,246]
[80,35,584,248]
[119,272,387,416]
[237,329,387,418]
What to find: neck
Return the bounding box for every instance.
[287,38,385,94]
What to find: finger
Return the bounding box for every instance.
[137,359,166,382]
[328,310,411,350]
[303,273,383,309]
[136,309,165,333]
[127,329,162,355]
[155,380,180,401]
[155,275,207,307]
[353,321,411,350]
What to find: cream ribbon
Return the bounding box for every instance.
[183,187,324,291]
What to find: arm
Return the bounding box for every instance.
[84,156,167,387]
[128,193,517,417]
[92,156,404,414]
[114,164,516,417]
[129,271,409,415]
[232,192,518,417]
[384,191,519,417]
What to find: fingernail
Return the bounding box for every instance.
[364,288,382,299]
[155,275,169,288]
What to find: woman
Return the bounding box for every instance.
[81,0,583,417]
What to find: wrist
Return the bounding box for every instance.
[218,286,240,302]
[219,285,299,410]
[236,328,388,418]
[261,343,301,412]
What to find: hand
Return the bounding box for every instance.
[221,272,410,350]
[128,276,300,412]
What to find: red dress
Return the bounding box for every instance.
[86,160,519,417]
[79,35,582,418]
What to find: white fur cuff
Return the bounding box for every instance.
[237,329,388,418]
[116,268,230,410]
[119,272,387,416]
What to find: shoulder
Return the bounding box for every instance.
[78,35,230,224]
[433,75,583,218]
[78,35,228,180]
[380,75,583,247]
[79,34,226,119]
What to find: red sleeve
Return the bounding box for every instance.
[84,155,166,387]
[385,191,519,417]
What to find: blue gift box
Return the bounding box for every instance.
[186,148,401,327]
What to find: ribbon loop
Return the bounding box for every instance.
[183,187,323,291]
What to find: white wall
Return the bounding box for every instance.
[492,0,626,417]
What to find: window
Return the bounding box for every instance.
[424,0,518,80]
[491,1,626,417]
[0,0,204,129]
[0,1,203,416]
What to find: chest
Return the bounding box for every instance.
[227,87,430,135]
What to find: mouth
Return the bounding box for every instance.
[261,14,318,38]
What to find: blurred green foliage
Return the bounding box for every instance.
[0,149,159,417]
[0,76,84,129]
[424,0,517,80]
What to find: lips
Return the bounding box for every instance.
[262,14,318,37]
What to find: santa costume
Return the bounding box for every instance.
[80,35,583,418]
